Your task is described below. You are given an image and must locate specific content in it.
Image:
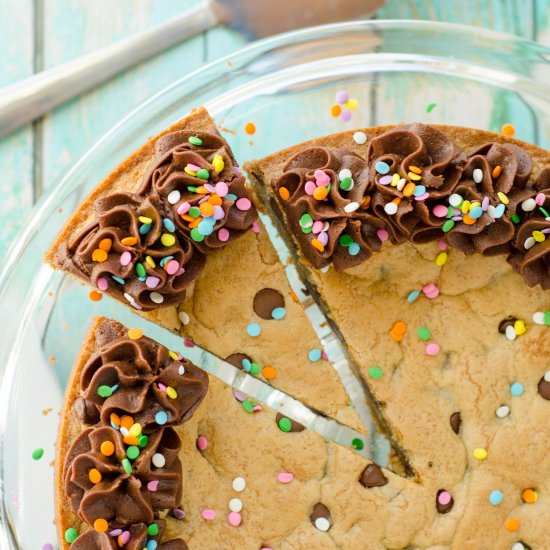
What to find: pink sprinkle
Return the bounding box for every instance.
[317,231,329,246]
[252,220,260,233]
[542,228,550,234]
[146,276,160,288]
[422,283,440,299]
[321,350,329,361]
[438,239,447,250]
[438,490,452,505]
[42,545,54,550]
[426,343,440,356]
[201,509,216,521]
[377,229,389,242]
[147,480,159,492]
[172,508,185,519]
[97,277,108,291]
[236,197,252,211]
[119,531,131,545]
[536,193,546,206]
[414,192,429,201]
[227,512,242,527]
[218,228,230,242]
[213,205,225,220]
[378,175,392,185]
[215,181,229,197]
[166,260,179,275]
[120,251,132,266]
[253,404,263,412]
[278,472,294,483]
[314,169,330,186]
[233,390,246,402]
[304,180,317,195]
[177,201,191,215]
[340,108,352,122]
[175,268,185,276]
[312,220,325,234]
[187,163,201,172]
[482,196,490,210]
[335,90,349,104]
[197,435,208,451]
[261,548,273,550]
[109,529,122,537]
[184,338,195,348]
[158,383,167,392]
[204,183,216,193]
[433,205,448,218]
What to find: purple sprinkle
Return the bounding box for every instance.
[42,545,54,550]
[172,508,186,519]
[146,276,160,289]
[317,231,329,246]
[340,108,352,122]
[482,196,490,210]
[233,390,246,402]
[213,205,225,220]
[378,175,392,186]
[452,215,463,221]
[198,195,209,204]
[204,183,216,193]
[335,90,349,104]
[109,529,123,537]
[542,228,550,234]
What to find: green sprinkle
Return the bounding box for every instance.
[138,435,149,448]
[122,458,133,474]
[369,366,383,379]
[187,185,197,193]
[127,446,140,460]
[278,417,292,432]
[148,523,159,536]
[97,385,113,398]
[188,206,200,218]
[417,327,431,341]
[352,438,364,451]
[544,311,550,326]
[32,448,44,460]
[196,168,210,180]
[339,177,353,191]
[540,206,550,218]
[301,226,312,235]
[135,262,146,277]
[188,136,203,146]
[442,220,455,233]
[339,234,353,247]
[65,528,79,543]
[242,400,255,413]
[250,363,261,376]
[190,228,205,242]
[299,213,313,227]
[426,102,437,113]
[510,213,520,224]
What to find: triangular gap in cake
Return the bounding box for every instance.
[245,123,550,492]
[44,106,364,433]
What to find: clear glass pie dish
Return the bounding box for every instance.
[1,20,550,549]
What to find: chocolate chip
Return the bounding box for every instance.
[538,376,550,400]
[225,353,252,371]
[253,288,285,320]
[436,489,454,514]
[310,502,332,531]
[359,463,388,488]
[73,397,100,424]
[450,412,462,434]
[498,316,517,334]
[275,413,305,432]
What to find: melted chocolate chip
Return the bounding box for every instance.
[436,489,454,514]
[498,317,517,334]
[226,352,252,371]
[359,463,388,488]
[275,412,305,433]
[450,412,462,435]
[538,376,550,400]
[72,396,100,425]
[253,288,285,320]
[310,502,332,531]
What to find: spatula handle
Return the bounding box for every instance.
[0,1,218,138]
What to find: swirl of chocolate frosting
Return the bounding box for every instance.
[67,191,205,311]
[70,519,187,550]
[63,426,182,528]
[139,129,257,254]
[79,329,208,430]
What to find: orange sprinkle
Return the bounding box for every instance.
[123,435,139,446]
[311,238,325,252]
[89,290,103,302]
[390,320,408,341]
[392,197,402,206]
[121,236,138,246]
[361,195,371,208]
[313,186,328,201]
[492,165,502,178]
[110,413,121,427]
[504,518,520,532]
[199,202,215,217]
[403,183,416,197]
[279,187,290,201]
[262,366,277,380]
[244,122,256,135]
[195,185,210,195]
[127,328,143,340]
[98,238,112,252]
[189,217,201,229]
[408,165,422,174]
[94,518,109,533]
[92,249,108,263]
[208,195,223,206]
[330,104,342,117]
[522,488,538,503]
[290,290,299,303]
[120,415,134,430]
[89,468,102,484]
[100,440,115,457]
[501,123,516,136]
[463,213,476,225]
[181,214,194,222]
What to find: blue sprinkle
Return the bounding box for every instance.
[112,276,125,285]
[138,276,146,282]
[146,540,158,550]
[163,218,176,233]
[111,420,120,430]
[111,384,119,393]
[155,411,168,425]
[407,290,420,303]
[375,161,390,175]
[493,203,506,219]
[348,242,361,256]
[160,256,173,267]
[413,185,426,197]
[246,323,261,337]
[242,358,252,372]
[198,219,215,236]
[271,307,286,320]
[308,349,322,362]
[139,223,151,235]
[489,490,503,506]
[226,193,238,201]
[510,382,524,397]
[469,206,483,219]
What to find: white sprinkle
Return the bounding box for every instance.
[344,201,360,213]
[178,365,185,376]
[533,311,545,325]
[384,202,398,215]
[472,168,483,184]
[544,370,550,383]
[512,543,526,550]
[179,311,190,325]
[314,517,331,532]
[449,193,463,207]
[322,221,330,232]
[124,292,135,304]
[232,477,246,492]
[505,325,517,341]
[524,236,536,250]
[397,178,406,191]
[521,198,536,212]
[167,190,181,204]
[353,131,367,145]
[229,498,243,512]
[338,169,352,180]
[120,427,129,437]
[495,405,510,418]
[152,453,166,468]
[487,205,497,218]
[320,265,329,273]
[150,291,164,304]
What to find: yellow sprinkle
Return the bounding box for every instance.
[408,165,422,174]
[129,423,142,437]
[469,201,481,210]
[184,167,196,176]
[513,319,526,335]
[408,172,422,181]
[497,192,509,205]
[138,216,153,224]
[435,252,448,266]
[166,386,178,399]
[127,328,143,340]
[213,154,225,173]
[461,200,471,214]
[345,98,358,110]
[161,233,176,247]
[473,448,487,460]
[145,255,156,268]
[533,230,546,242]
[169,351,179,361]
[391,173,400,187]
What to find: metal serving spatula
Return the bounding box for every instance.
[0,0,384,138]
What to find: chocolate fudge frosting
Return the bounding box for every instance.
[273,123,550,289]
[61,128,256,311]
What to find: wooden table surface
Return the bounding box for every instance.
[1,0,549,262]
